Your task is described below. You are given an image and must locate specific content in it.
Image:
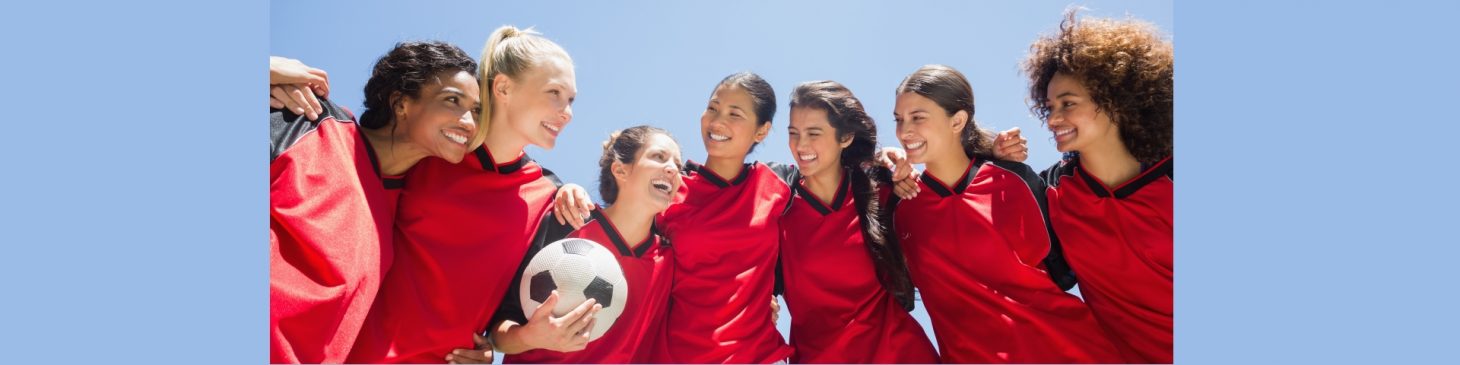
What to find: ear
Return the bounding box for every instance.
[838,133,854,149]
[950,110,969,134]
[492,73,513,101]
[754,122,772,143]
[390,91,409,118]
[612,160,630,184]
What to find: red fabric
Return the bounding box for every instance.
[654,162,794,364]
[895,159,1120,363]
[778,174,940,364]
[270,119,399,363]
[1048,157,1173,363]
[348,149,558,364]
[505,211,675,364]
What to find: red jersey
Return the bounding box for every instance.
[495,208,675,364]
[655,161,795,364]
[347,148,560,364]
[778,171,940,364]
[1043,156,1173,363]
[893,158,1120,363]
[269,102,401,364]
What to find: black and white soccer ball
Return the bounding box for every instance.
[519,238,628,341]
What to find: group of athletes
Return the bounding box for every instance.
[268,9,1172,364]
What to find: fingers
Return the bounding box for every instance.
[530,290,561,321]
[307,67,330,97]
[446,348,493,364]
[894,169,923,200]
[271,86,297,113]
[276,84,320,120]
[554,190,570,225]
[562,301,599,335]
[573,189,593,220]
[270,93,285,110]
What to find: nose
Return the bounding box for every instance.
[559,104,573,124]
[458,109,476,131]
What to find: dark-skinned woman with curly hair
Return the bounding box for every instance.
[1025,9,1174,364]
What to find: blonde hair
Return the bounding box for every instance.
[472,25,573,147]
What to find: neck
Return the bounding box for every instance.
[482,118,527,167]
[601,202,654,249]
[704,155,745,181]
[362,126,428,176]
[804,164,844,204]
[1079,137,1142,188]
[924,148,972,187]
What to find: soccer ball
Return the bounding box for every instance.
[519,238,628,342]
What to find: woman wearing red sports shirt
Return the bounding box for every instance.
[890,64,1120,363]
[269,41,479,363]
[1025,11,1174,363]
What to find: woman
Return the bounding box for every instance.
[777,80,939,363]
[487,125,682,363]
[890,64,1121,363]
[269,41,479,363]
[346,26,595,364]
[1024,10,1174,363]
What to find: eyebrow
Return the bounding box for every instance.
[1054,91,1077,99]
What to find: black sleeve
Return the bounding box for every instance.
[991,160,1077,291]
[765,161,800,186]
[768,162,799,297]
[269,97,354,162]
[773,254,785,297]
[486,210,577,333]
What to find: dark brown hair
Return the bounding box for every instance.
[598,125,680,205]
[896,65,994,160]
[1024,9,1173,164]
[790,80,916,310]
[713,72,777,154]
[359,41,477,130]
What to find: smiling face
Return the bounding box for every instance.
[495,55,577,150]
[788,106,851,180]
[893,92,966,165]
[700,85,770,161]
[613,133,683,213]
[397,69,481,164]
[1045,72,1119,154]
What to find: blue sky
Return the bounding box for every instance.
[272,0,1172,356]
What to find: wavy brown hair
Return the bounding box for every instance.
[1024,9,1173,164]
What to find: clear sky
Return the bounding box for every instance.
[272,0,1172,357]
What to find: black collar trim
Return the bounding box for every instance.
[358,125,404,190]
[923,159,979,198]
[590,209,652,258]
[475,147,532,174]
[794,171,849,216]
[1078,156,1172,199]
[686,161,752,188]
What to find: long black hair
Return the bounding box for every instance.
[790,80,917,310]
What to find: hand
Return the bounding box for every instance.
[514,291,600,353]
[881,146,921,200]
[445,333,494,364]
[553,184,594,230]
[992,127,1029,162]
[269,56,330,120]
[270,84,324,121]
[770,297,781,324]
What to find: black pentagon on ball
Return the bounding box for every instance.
[584,276,614,308]
[529,270,556,303]
[562,239,593,255]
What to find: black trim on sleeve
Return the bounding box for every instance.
[986,158,1077,291]
[269,97,355,162]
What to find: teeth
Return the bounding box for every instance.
[1053,128,1075,137]
[444,131,468,144]
[650,179,672,193]
[543,123,561,133]
[709,133,729,142]
[799,154,817,161]
[905,141,925,149]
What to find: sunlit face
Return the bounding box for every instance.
[1045,73,1119,154]
[398,69,480,164]
[787,107,851,180]
[893,92,965,164]
[700,85,770,161]
[496,55,577,150]
[614,133,683,213]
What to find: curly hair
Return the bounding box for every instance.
[1023,9,1173,164]
[359,41,477,130]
